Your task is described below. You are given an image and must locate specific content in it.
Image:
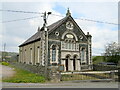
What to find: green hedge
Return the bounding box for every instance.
[93,64,118,71]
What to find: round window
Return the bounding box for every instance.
[79,35,83,39]
[55,32,59,36]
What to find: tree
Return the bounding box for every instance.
[104,42,120,63]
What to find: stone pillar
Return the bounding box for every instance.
[68,58,71,71]
[48,66,61,82]
[61,60,66,71]
[56,48,59,63]
[110,70,115,81]
[76,59,80,71]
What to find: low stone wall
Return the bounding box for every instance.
[93,64,118,71]
[10,62,46,76]
[10,62,61,81]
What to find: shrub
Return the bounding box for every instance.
[2,62,9,66]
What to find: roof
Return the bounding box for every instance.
[19,16,68,47]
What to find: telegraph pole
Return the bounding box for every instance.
[42,11,51,78]
[2,43,6,61]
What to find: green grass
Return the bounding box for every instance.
[1,62,10,66]
[3,66,46,83]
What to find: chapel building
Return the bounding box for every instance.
[19,9,92,71]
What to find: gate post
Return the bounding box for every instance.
[110,70,115,81]
[48,66,61,82]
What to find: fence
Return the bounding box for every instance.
[93,64,118,71]
[61,70,118,82]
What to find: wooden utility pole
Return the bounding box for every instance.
[2,43,6,61]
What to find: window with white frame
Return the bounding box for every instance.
[37,46,40,63]
[81,48,86,62]
[61,41,79,51]
[30,48,32,63]
[52,45,56,62]
[61,33,79,51]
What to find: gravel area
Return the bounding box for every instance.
[1,65,15,79]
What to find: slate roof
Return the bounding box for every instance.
[19,16,68,47]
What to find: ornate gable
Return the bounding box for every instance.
[48,14,88,42]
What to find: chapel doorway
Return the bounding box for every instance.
[73,55,77,71]
[73,59,76,71]
[65,55,69,71]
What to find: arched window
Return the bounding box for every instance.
[37,46,40,63]
[30,48,32,64]
[52,45,56,62]
[81,48,86,63]
[61,33,79,51]
[81,48,84,61]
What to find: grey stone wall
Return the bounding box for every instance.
[10,62,46,76]
[10,62,61,81]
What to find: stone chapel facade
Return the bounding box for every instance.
[19,10,92,71]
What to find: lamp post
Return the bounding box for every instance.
[42,11,51,78]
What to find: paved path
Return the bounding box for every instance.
[1,65,16,79]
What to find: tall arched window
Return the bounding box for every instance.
[81,48,86,64]
[52,45,56,62]
[30,48,32,64]
[81,48,85,61]
[37,46,40,63]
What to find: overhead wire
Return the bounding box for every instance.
[0,9,118,25]
[1,16,40,23]
[0,9,42,14]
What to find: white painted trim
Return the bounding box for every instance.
[61,31,78,41]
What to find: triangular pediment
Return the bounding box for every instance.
[48,15,88,41]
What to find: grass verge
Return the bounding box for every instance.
[61,73,111,81]
[2,65,46,83]
[1,62,9,66]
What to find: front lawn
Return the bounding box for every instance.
[3,65,46,83]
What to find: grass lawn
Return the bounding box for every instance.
[2,63,46,83]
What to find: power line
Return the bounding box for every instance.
[51,14,64,17]
[0,9,118,25]
[0,16,40,23]
[74,17,118,25]
[0,9,42,14]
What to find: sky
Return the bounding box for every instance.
[0,0,119,56]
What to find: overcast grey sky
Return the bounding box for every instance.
[0,0,118,56]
